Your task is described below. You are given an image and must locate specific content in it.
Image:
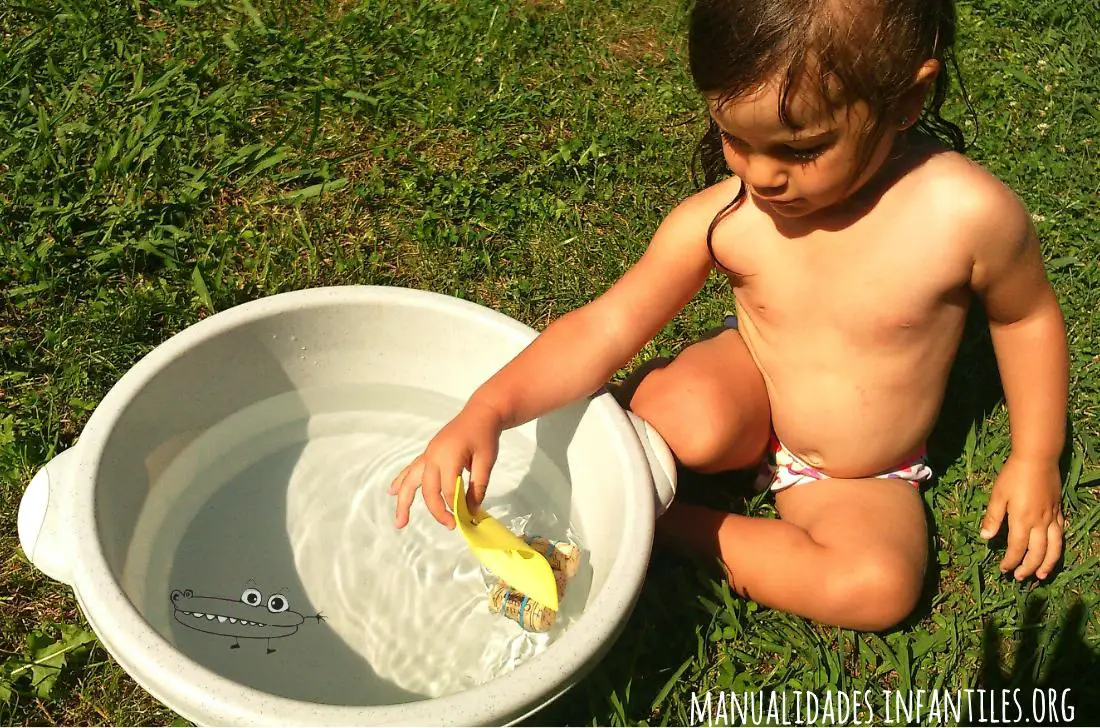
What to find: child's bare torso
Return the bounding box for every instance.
[709,152,983,478]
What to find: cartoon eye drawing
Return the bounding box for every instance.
[241,588,263,606]
[267,593,289,613]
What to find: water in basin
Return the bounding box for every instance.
[121,382,589,705]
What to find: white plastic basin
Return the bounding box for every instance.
[17,285,675,725]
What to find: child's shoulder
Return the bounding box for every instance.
[674,175,745,214]
[905,148,1033,253]
[660,176,747,236]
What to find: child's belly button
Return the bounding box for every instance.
[800,450,825,468]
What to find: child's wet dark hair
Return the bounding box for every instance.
[689,0,969,188]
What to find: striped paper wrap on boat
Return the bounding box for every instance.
[487,535,581,632]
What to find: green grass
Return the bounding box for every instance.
[1,0,1098,724]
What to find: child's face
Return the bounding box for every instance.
[707,80,898,220]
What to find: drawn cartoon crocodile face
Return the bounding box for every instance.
[170,587,306,640]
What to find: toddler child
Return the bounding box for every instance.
[389,0,1068,631]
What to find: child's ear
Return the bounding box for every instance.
[898,59,941,129]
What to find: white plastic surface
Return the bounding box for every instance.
[18,286,659,726]
[626,411,678,516]
[17,447,78,586]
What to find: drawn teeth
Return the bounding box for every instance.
[180,609,265,626]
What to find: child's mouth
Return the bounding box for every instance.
[751,189,799,208]
[764,197,801,210]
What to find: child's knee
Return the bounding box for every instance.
[831,552,924,631]
[608,356,673,410]
[630,366,767,472]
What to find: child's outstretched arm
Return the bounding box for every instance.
[968,186,1069,581]
[389,191,722,529]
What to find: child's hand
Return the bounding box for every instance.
[979,454,1064,580]
[388,400,504,530]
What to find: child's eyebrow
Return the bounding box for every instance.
[785,129,835,144]
[716,120,835,145]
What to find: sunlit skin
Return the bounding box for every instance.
[389,62,1068,631]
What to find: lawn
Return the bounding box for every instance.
[1,0,1098,724]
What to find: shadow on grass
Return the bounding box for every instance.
[893,303,1007,628]
[974,597,1100,725]
[926,300,1078,502]
[913,302,1079,627]
[925,303,1006,481]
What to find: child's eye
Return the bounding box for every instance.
[720,130,747,149]
[781,144,828,162]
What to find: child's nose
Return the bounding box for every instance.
[742,155,787,193]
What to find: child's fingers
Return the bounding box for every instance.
[420,465,455,530]
[442,469,462,516]
[388,462,415,495]
[1037,519,1063,580]
[999,519,1029,573]
[979,493,1007,540]
[468,449,494,508]
[392,464,425,529]
[1013,525,1048,580]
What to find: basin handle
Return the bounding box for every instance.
[17,447,79,587]
[625,411,677,517]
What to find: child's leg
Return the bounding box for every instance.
[616,326,926,630]
[658,479,927,631]
[615,327,772,473]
